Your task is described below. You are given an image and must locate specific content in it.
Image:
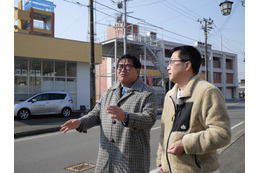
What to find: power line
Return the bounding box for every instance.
[94,1,199,43]
[128,0,166,8]
[62,0,199,43]
[95,8,116,19]
[211,23,244,55]
[126,14,197,42]
[62,0,242,57]
[171,0,204,19]
[162,0,198,21]
[95,1,122,14]
[63,0,88,7]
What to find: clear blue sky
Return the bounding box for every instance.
[13,0,245,80]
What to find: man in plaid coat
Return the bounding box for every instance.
[61,54,157,172]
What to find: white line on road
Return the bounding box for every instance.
[150,167,160,173]
[151,126,161,131]
[231,121,245,130]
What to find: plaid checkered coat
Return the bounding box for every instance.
[77,77,157,173]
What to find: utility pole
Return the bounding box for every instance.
[123,0,127,54]
[89,0,96,109]
[198,18,213,81]
[204,19,208,81]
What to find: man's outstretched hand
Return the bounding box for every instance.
[60,119,81,133]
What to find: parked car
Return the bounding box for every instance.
[14,91,74,120]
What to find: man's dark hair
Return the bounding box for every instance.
[117,54,142,69]
[172,46,202,75]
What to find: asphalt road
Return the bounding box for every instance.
[14,100,245,173]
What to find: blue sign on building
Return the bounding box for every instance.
[24,0,56,12]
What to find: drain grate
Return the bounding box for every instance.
[65,162,96,172]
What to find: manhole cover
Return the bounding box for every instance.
[65,162,96,172]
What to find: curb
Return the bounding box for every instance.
[14,126,61,138]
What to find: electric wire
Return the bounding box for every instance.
[161,0,198,21]
[128,0,166,8]
[93,1,199,43]
[62,0,243,59]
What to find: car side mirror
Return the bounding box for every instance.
[32,99,37,103]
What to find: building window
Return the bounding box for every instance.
[165,49,172,58]
[14,58,78,106]
[201,58,205,67]
[226,73,233,84]
[15,57,28,76]
[15,76,28,93]
[15,58,28,98]
[67,78,77,108]
[55,78,66,91]
[67,62,76,77]
[29,59,41,76]
[43,60,54,76]
[214,72,222,83]
[29,76,41,93]
[55,61,65,77]
[42,77,54,91]
[226,59,233,69]
[213,57,221,68]
[67,78,77,92]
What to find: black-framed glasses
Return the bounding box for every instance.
[117,64,134,71]
[168,59,189,65]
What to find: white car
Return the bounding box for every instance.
[14,91,74,120]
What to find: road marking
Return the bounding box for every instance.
[231,121,245,130]
[151,126,160,131]
[150,167,160,173]
[65,162,95,172]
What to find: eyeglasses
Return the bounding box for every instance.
[168,59,189,65]
[117,64,134,71]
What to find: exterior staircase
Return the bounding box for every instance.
[143,45,168,78]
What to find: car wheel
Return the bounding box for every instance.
[18,109,30,120]
[61,108,72,117]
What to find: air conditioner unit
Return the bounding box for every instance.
[147,31,157,40]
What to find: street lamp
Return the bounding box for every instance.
[219,0,233,16]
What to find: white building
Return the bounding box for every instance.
[97,23,238,104]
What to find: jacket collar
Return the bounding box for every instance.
[110,77,144,93]
[109,77,144,104]
[169,74,200,101]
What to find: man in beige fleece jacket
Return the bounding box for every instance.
[156,46,231,173]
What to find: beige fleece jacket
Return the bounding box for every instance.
[157,75,231,173]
